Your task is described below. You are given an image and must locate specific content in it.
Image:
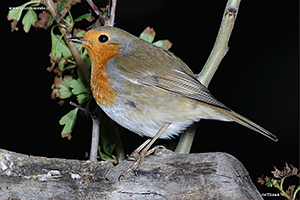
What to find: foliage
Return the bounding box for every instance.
[258,163,300,200]
[139,27,172,50]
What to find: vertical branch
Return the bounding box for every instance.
[175,123,198,154]
[86,0,108,22]
[86,0,124,161]
[45,0,100,161]
[198,0,240,87]
[86,0,117,26]
[90,110,100,161]
[175,0,241,154]
[105,0,117,26]
[89,108,104,161]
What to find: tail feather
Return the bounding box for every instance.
[224,109,278,142]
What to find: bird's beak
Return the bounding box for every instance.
[67,37,89,46]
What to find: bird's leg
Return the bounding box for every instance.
[119,123,171,180]
[127,138,151,161]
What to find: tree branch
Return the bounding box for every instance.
[105,0,117,26]
[175,0,241,153]
[89,108,101,161]
[0,148,263,199]
[86,0,109,22]
[198,1,240,86]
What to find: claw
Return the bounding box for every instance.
[118,123,171,181]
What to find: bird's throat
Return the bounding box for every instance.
[89,51,118,107]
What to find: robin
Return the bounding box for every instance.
[68,26,278,177]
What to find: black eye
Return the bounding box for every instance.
[98,34,109,43]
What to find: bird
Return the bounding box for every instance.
[67,26,278,177]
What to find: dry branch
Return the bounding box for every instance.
[0,148,263,199]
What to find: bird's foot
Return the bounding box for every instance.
[118,145,166,181]
[118,123,171,181]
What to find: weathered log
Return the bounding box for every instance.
[0,148,263,199]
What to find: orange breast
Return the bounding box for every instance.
[91,63,117,107]
[87,43,119,107]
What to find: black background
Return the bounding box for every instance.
[2,0,299,197]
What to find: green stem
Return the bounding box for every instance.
[175,123,198,153]
[280,177,286,192]
[175,0,241,153]
[293,186,300,199]
[198,0,241,86]
[272,178,290,199]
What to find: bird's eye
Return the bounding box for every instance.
[98,34,109,43]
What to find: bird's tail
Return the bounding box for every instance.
[222,109,278,142]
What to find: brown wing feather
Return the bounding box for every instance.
[113,38,228,109]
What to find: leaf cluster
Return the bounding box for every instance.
[258,163,300,200]
[139,27,172,50]
[7,0,94,140]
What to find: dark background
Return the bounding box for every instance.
[2,0,299,197]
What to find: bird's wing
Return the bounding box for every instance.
[113,41,228,109]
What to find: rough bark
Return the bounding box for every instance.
[0,148,263,199]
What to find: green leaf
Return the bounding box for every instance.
[7,1,39,21]
[153,40,172,50]
[58,57,66,71]
[48,16,57,25]
[98,146,117,163]
[84,57,91,68]
[22,9,37,33]
[139,32,155,43]
[57,0,67,14]
[51,29,72,60]
[75,30,86,37]
[70,79,88,95]
[102,138,116,156]
[59,108,78,139]
[65,14,72,25]
[139,27,156,43]
[98,119,117,163]
[70,79,90,104]
[47,0,67,25]
[59,76,73,99]
[75,13,92,22]
[8,7,24,21]
[76,94,90,104]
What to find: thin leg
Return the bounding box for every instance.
[119,123,171,180]
[127,138,151,160]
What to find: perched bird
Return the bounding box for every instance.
[68,26,277,176]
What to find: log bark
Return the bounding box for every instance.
[0,148,263,199]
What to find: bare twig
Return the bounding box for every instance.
[70,101,96,118]
[105,0,117,26]
[90,108,101,161]
[86,0,109,22]
[86,0,117,26]
[175,0,241,154]
[69,101,99,161]
[107,0,112,18]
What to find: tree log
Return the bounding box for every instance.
[0,148,263,199]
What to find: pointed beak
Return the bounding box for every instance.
[67,37,89,46]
